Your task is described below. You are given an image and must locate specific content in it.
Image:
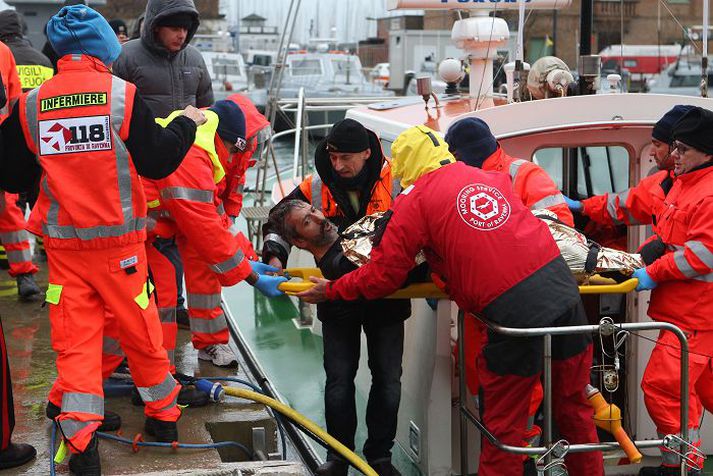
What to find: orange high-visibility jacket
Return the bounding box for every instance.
[581,169,671,228]
[0,40,21,122]
[482,147,574,226]
[647,165,713,330]
[19,55,146,250]
[144,136,253,287]
[298,161,400,219]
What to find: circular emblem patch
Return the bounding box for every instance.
[456,183,511,231]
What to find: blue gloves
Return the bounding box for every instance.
[254,274,288,297]
[632,268,657,291]
[564,196,583,212]
[250,260,280,275]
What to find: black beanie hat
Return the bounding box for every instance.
[108,19,128,36]
[210,100,247,151]
[652,105,694,144]
[444,117,498,168]
[672,107,713,155]
[156,12,194,30]
[326,119,370,153]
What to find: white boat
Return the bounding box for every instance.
[201,51,249,100]
[246,0,713,474]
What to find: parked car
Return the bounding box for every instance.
[647,59,713,96]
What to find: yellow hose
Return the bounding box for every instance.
[223,386,377,476]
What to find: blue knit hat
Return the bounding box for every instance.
[47,5,121,66]
[652,105,694,144]
[210,100,247,151]
[444,117,498,168]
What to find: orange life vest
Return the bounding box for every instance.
[19,54,145,250]
[298,161,401,217]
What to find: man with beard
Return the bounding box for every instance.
[267,199,406,476]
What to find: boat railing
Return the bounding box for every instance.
[457,315,695,476]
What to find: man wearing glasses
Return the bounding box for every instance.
[631,106,713,476]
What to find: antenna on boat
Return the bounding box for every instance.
[702,0,709,97]
[388,0,573,102]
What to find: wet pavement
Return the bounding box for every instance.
[0,260,306,475]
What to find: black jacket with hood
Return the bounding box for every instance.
[0,10,53,91]
[262,129,389,266]
[112,0,213,118]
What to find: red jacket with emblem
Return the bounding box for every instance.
[645,164,713,330]
[327,162,581,326]
[144,135,253,286]
[482,147,574,226]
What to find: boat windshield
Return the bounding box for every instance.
[211,58,243,77]
[670,73,713,87]
[331,57,361,84]
[290,59,323,76]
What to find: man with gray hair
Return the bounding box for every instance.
[268,199,406,476]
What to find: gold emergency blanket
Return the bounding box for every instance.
[340,211,643,284]
[341,212,426,267]
[534,210,644,283]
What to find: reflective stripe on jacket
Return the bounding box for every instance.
[145,111,252,286]
[482,147,574,226]
[19,54,145,250]
[647,165,713,329]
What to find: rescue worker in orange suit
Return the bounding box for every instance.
[564,105,693,259]
[445,116,573,455]
[0,59,37,473]
[0,39,42,301]
[261,119,406,476]
[628,107,713,476]
[298,126,603,476]
[221,93,271,222]
[0,6,208,475]
[120,100,285,390]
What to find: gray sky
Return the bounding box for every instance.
[228,0,416,45]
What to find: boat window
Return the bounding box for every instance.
[211,58,242,77]
[533,145,630,197]
[381,138,393,157]
[289,59,323,76]
[331,58,361,83]
[670,73,713,87]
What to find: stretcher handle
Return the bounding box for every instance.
[578,278,638,294]
[280,269,638,297]
[278,268,449,298]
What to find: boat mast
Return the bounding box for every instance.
[578,0,595,94]
[702,0,709,97]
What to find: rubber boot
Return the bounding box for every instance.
[0,442,36,470]
[315,460,349,476]
[68,435,101,476]
[17,273,42,302]
[144,417,178,443]
[46,402,122,432]
[132,384,209,407]
[369,461,401,476]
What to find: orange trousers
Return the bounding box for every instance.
[0,192,37,278]
[46,243,180,453]
[641,328,713,468]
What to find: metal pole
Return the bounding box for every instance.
[543,333,553,474]
[457,311,469,475]
[678,328,689,476]
[702,0,709,97]
[292,87,305,180]
[579,0,594,93]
